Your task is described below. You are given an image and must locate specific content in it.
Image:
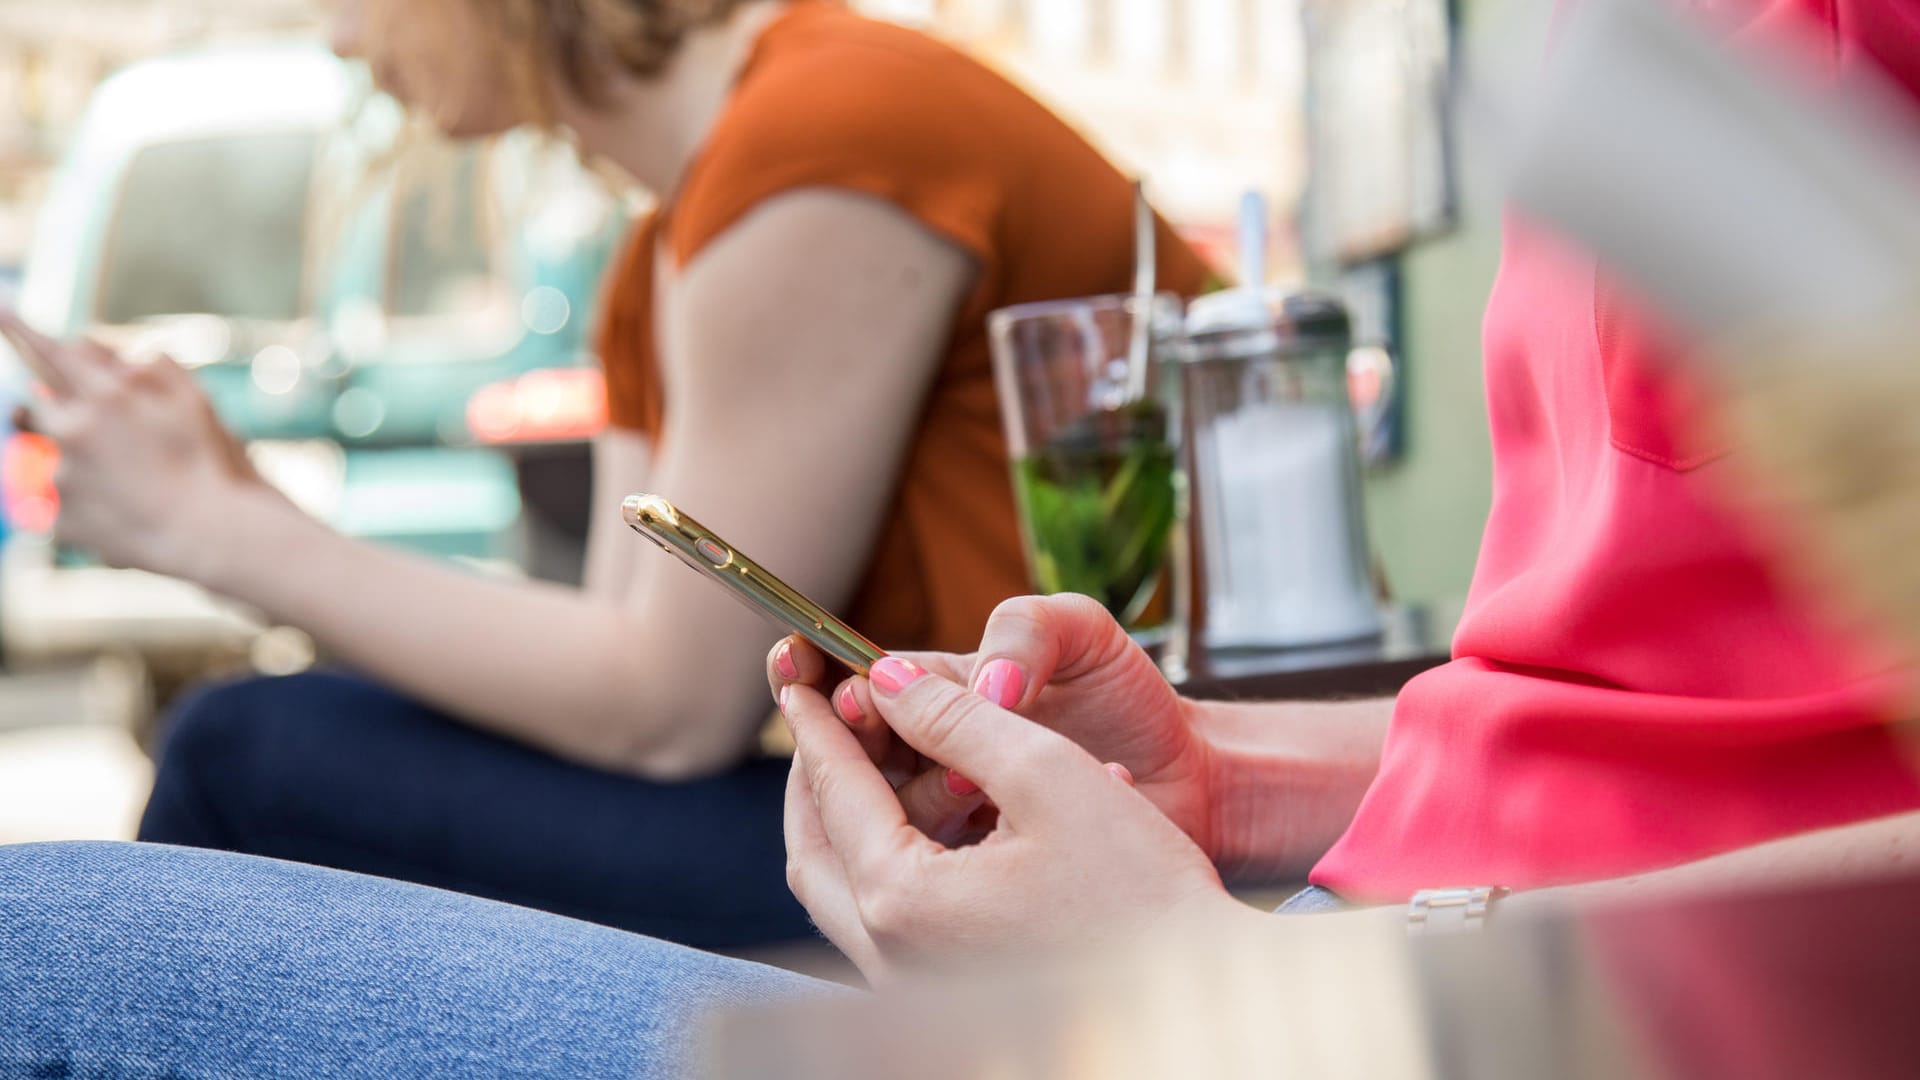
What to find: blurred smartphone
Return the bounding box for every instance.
[622,493,885,675]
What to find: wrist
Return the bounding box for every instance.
[1153,880,1273,941]
[1193,698,1387,881]
[167,477,299,593]
[1191,699,1302,878]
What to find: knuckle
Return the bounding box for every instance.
[1029,730,1089,774]
[989,594,1052,638]
[60,405,98,441]
[991,594,1047,623]
[1041,592,1113,641]
[909,687,978,756]
[1056,591,1111,621]
[804,758,852,811]
[90,388,126,416]
[853,876,917,940]
[100,367,133,395]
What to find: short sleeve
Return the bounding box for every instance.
[595,216,663,435]
[663,37,1005,274]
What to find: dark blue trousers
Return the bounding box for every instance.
[138,671,812,950]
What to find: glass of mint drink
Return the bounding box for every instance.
[989,294,1182,641]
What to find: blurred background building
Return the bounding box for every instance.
[861,0,1309,269]
[0,0,1307,274]
[0,0,318,276]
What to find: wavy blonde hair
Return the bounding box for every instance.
[369,0,753,127]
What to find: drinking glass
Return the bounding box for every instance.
[988,293,1184,640]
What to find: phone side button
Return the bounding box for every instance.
[694,538,733,567]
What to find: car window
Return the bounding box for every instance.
[95,130,320,324]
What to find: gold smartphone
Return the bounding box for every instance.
[622,494,886,675]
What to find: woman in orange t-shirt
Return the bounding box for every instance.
[9,0,1210,946]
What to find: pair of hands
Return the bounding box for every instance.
[767,592,1259,983]
[0,312,259,577]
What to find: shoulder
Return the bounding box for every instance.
[669,8,1056,263]
[728,7,1022,142]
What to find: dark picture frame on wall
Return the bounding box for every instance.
[1301,0,1459,267]
[1340,257,1405,465]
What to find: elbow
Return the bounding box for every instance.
[619,737,752,783]
[573,627,768,781]
[590,705,760,783]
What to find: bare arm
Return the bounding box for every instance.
[153,190,973,777]
[579,430,653,599]
[1194,696,1396,880]
[1191,690,1919,904]
[1522,806,1920,911]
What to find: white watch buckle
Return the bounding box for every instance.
[1407,886,1510,936]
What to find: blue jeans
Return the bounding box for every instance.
[0,841,825,1077]
[139,671,810,949]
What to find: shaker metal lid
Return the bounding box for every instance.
[1178,286,1351,361]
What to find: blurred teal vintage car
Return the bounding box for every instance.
[1,43,631,671]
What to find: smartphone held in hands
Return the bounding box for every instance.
[622,494,885,675]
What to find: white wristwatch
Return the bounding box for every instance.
[1406,886,1510,936]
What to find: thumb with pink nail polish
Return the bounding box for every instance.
[972,658,1024,709]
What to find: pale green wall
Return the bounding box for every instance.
[1354,0,1513,608]
[1360,216,1499,607]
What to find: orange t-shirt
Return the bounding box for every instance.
[597,1,1212,654]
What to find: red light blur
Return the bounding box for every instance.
[2,432,60,533]
[465,368,607,445]
[1350,364,1386,411]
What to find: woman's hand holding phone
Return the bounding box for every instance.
[769,609,1253,982]
[766,593,1222,856]
[0,311,268,578]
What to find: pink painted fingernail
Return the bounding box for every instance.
[774,642,798,680]
[778,684,793,712]
[836,684,863,724]
[1106,762,1135,786]
[869,657,925,694]
[973,658,1024,709]
[945,769,980,796]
